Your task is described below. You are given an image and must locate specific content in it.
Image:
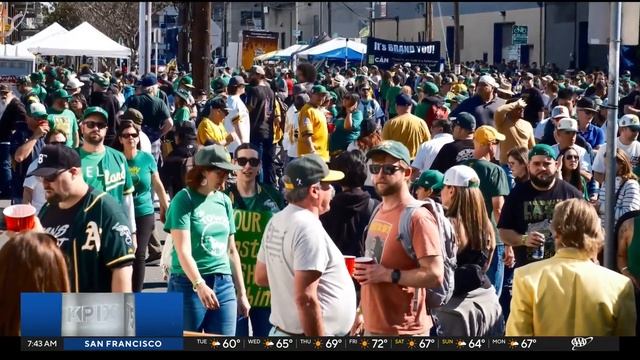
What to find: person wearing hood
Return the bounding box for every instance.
[320,149,379,257]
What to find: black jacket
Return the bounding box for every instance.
[320,188,378,257]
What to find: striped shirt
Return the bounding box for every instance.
[598,177,640,225]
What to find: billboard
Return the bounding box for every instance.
[241,30,279,70]
[366,37,440,70]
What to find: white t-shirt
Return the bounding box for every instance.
[23,160,46,214]
[412,133,454,171]
[535,117,550,140]
[257,204,357,336]
[592,138,640,174]
[139,131,152,154]
[552,143,592,172]
[225,95,251,154]
[284,105,299,157]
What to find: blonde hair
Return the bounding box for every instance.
[551,198,604,256]
[446,186,495,253]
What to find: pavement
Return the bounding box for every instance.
[1,199,169,293]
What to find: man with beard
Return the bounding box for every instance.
[498,144,583,269]
[351,140,443,336]
[77,106,137,239]
[32,144,134,292]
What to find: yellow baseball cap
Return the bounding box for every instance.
[474,125,506,145]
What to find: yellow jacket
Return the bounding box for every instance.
[506,247,636,336]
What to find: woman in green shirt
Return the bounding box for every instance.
[118,122,170,292]
[173,89,192,127]
[165,144,250,335]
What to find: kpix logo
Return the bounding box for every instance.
[64,304,119,323]
[570,337,593,351]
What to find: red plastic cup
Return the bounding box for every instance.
[355,256,376,265]
[3,204,36,232]
[344,255,356,276]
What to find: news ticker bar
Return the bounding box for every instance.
[21,337,619,351]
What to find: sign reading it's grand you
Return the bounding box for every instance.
[366,37,441,70]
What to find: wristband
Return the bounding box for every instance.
[192,278,205,292]
[521,234,528,246]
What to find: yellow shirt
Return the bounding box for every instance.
[381,113,431,159]
[495,102,536,164]
[506,248,636,336]
[452,83,468,95]
[297,103,329,161]
[197,117,228,146]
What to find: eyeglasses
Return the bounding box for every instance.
[120,133,139,139]
[48,141,66,146]
[318,183,336,198]
[84,121,107,129]
[564,155,579,161]
[369,163,403,175]
[41,168,69,182]
[236,157,260,167]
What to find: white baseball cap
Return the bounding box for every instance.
[551,105,570,119]
[478,75,499,88]
[619,114,640,130]
[66,77,84,90]
[403,62,411,67]
[557,117,578,132]
[443,165,480,188]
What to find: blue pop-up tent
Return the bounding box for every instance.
[296,38,366,61]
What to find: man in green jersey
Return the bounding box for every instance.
[32,145,134,292]
[47,89,79,148]
[78,106,137,238]
[225,143,285,336]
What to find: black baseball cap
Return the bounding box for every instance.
[358,119,379,139]
[28,145,81,178]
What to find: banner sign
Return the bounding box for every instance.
[366,37,440,70]
[242,30,279,70]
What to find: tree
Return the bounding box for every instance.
[44,2,173,66]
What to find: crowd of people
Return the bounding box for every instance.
[0,58,638,337]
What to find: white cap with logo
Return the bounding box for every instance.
[557,118,578,132]
[551,105,570,119]
[443,165,480,188]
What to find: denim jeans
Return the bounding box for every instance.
[0,142,11,199]
[252,137,275,186]
[499,266,515,320]
[486,244,505,298]
[168,273,237,335]
[236,307,272,337]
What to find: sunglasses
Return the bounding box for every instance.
[42,168,69,182]
[564,155,579,161]
[236,157,260,167]
[84,121,107,129]
[120,133,139,139]
[369,164,403,175]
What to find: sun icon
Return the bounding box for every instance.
[264,340,274,349]
[360,339,369,349]
[407,340,416,349]
[313,339,323,349]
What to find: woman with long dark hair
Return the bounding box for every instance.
[558,146,589,200]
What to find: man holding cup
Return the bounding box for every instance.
[255,154,356,336]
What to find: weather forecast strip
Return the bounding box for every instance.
[182,337,620,351]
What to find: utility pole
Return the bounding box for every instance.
[177,2,189,72]
[370,2,375,37]
[138,2,146,73]
[427,2,433,41]
[319,1,324,36]
[145,2,152,74]
[191,2,211,94]
[328,2,332,36]
[454,1,461,65]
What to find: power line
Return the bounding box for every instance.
[339,2,369,20]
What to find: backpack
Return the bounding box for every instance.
[365,198,457,309]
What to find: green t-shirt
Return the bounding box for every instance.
[39,188,135,292]
[225,183,284,307]
[414,102,430,121]
[127,151,158,217]
[173,106,191,127]
[48,108,78,148]
[78,146,134,202]
[386,86,402,117]
[164,188,236,275]
[463,159,510,245]
[379,79,390,100]
[33,84,48,103]
[329,110,364,152]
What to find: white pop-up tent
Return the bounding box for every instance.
[0,44,36,75]
[28,22,131,58]
[271,44,309,60]
[296,38,366,61]
[0,44,36,61]
[16,22,68,51]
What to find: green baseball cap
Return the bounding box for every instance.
[311,85,329,95]
[28,103,48,118]
[415,170,445,192]
[52,89,72,100]
[328,91,338,101]
[83,106,109,122]
[284,154,345,190]
[366,140,411,166]
[528,144,558,160]
[194,144,242,171]
[91,74,110,88]
[423,82,439,96]
[180,75,195,88]
[175,89,191,102]
[30,71,44,84]
[211,78,227,93]
[52,80,64,90]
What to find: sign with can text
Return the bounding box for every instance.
[366,37,440,70]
